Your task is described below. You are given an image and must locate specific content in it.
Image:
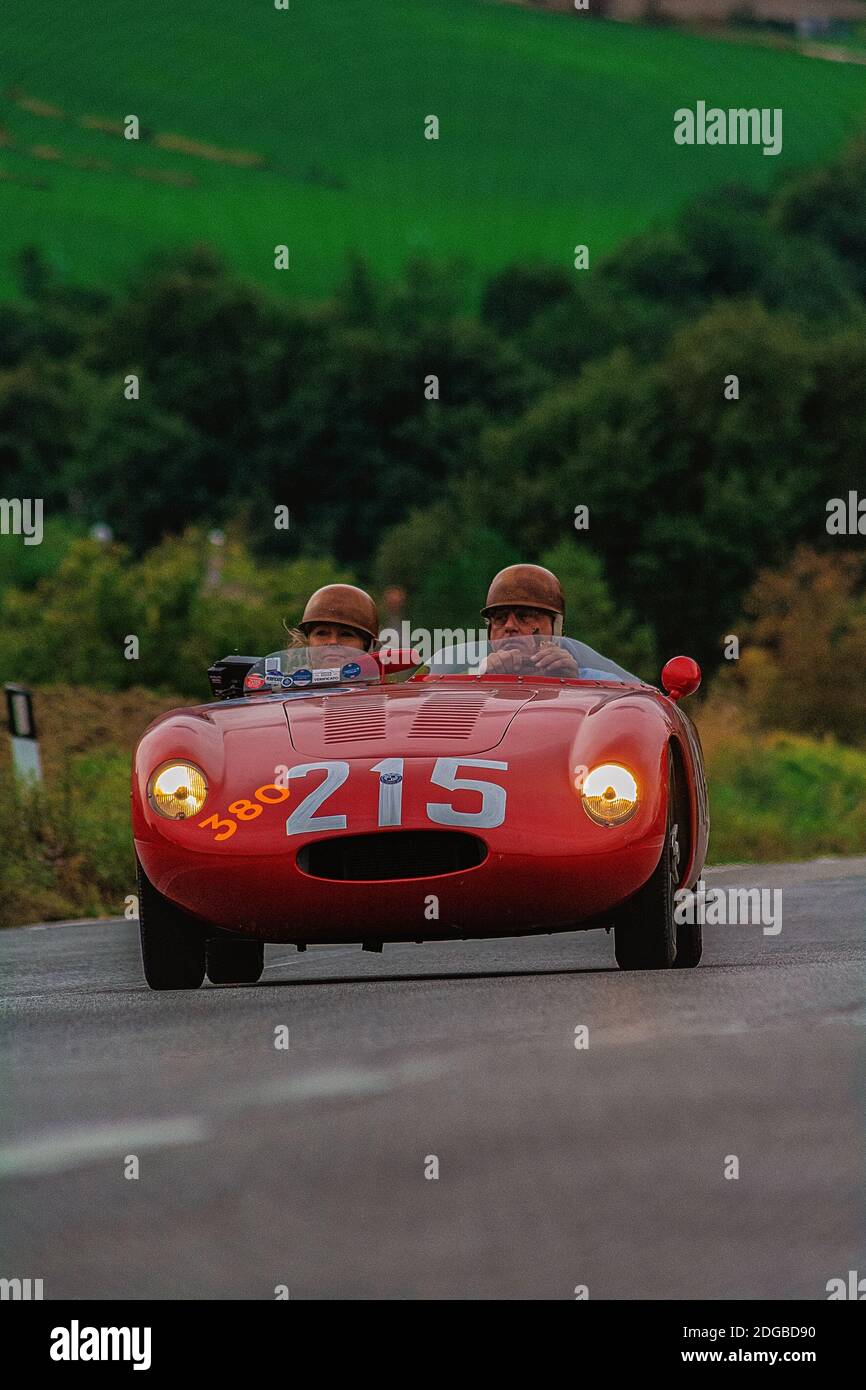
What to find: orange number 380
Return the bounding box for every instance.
[198,782,290,842]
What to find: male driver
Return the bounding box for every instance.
[481,564,579,677]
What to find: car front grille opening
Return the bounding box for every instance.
[296,830,487,881]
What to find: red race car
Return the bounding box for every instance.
[131,637,708,989]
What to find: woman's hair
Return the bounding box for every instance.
[282,618,376,652]
[282,621,308,649]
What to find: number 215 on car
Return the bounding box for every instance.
[284,757,509,835]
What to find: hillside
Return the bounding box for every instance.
[0,0,865,299]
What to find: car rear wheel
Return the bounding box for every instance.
[206,938,265,985]
[613,764,678,971]
[137,860,206,990]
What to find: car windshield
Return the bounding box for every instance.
[244,645,380,694]
[416,635,642,684]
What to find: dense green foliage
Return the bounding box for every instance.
[2,136,865,681]
[722,548,866,745]
[0,530,348,699]
[705,733,866,864]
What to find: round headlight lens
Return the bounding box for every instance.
[148,761,207,819]
[582,762,638,827]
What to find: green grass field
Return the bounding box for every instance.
[1,0,866,300]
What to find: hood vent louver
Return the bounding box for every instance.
[408,692,491,740]
[287,687,536,756]
[323,695,388,743]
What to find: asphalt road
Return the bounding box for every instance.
[1,859,864,1300]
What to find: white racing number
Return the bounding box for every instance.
[371,757,404,827]
[284,761,350,835]
[285,757,509,836]
[427,758,508,829]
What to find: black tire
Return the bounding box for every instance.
[613,763,678,971]
[671,757,702,968]
[674,905,703,969]
[206,938,265,985]
[137,860,206,991]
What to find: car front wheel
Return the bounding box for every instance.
[137,860,207,991]
[613,765,678,971]
[674,914,702,968]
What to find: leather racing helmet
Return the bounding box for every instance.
[299,584,380,648]
[481,564,566,636]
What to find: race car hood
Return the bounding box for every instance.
[284,685,538,757]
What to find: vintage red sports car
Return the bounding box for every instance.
[131,637,708,989]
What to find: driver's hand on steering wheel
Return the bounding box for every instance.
[482,643,579,677]
[529,643,580,677]
[481,647,522,674]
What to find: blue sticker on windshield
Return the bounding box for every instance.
[292,668,313,686]
[281,675,295,688]
[341,662,362,680]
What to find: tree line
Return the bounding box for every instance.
[1,136,865,688]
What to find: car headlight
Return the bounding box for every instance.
[147,761,208,819]
[581,762,638,827]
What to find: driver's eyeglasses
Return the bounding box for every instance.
[489,607,545,624]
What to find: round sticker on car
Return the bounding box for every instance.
[341,662,362,680]
[292,668,313,687]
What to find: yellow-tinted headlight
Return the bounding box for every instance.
[581,762,639,827]
[148,762,207,819]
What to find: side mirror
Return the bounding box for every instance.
[661,656,701,702]
[375,648,421,676]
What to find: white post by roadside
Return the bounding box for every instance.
[4,683,43,783]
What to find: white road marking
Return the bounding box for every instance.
[225,1058,449,1108]
[0,1060,449,1179]
[21,916,127,931]
[0,1118,208,1178]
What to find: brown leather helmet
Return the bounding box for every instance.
[481,564,566,634]
[299,584,379,648]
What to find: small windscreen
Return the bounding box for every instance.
[418,635,642,684]
[243,645,380,694]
